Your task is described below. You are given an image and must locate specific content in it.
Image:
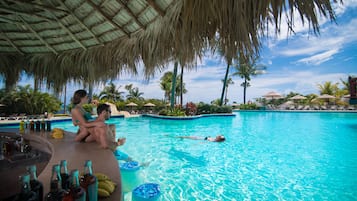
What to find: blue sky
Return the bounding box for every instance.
[9,1,357,104]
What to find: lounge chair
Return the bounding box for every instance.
[320,105,327,110]
[303,105,311,110]
[329,105,337,110]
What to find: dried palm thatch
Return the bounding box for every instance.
[0,0,339,91]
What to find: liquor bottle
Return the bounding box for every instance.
[45,164,65,201]
[13,174,37,201]
[27,165,44,201]
[19,120,25,134]
[46,120,52,131]
[35,120,41,132]
[25,119,30,134]
[60,160,70,190]
[41,118,46,131]
[63,169,86,201]
[80,160,98,201]
[30,120,35,131]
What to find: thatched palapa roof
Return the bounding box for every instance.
[0,0,338,91]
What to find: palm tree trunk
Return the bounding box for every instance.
[34,77,39,92]
[243,79,247,104]
[180,65,184,108]
[224,85,228,105]
[220,63,230,106]
[170,61,178,109]
[88,82,93,103]
[63,85,67,114]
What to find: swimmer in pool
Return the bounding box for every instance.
[175,135,225,142]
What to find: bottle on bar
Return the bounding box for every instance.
[46,120,52,131]
[27,165,44,201]
[45,164,66,201]
[19,120,25,134]
[30,120,35,131]
[80,160,98,201]
[63,169,86,201]
[35,120,41,132]
[41,118,46,131]
[25,118,30,134]
[13,174,37,201]
[60,160,70,191]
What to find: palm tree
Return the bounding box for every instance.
[160,69,187,104]
[126,85,144,101]
[160,72,173,102]
[317,81,339,95]
[221,77,234,105]
[232,56,266,104]
[99,82,124,102]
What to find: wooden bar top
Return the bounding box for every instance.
[0,128,123,201]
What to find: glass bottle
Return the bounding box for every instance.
[46,120,52,131]
[45,164,65,201]
[25,118,30,134]
[27,165,44,201]
[63,169,86,201]
[30,120,35,131]
[35,120,41,132]
[41,118,46,131]
[14,174,37,201]
[60,160,70,190]
[19,120,25,134]
[80,160,98,201]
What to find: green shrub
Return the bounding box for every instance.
[239,103,259,110]
[197,103,232,114]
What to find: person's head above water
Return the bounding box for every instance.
[214,135,225,142]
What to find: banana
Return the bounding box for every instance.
[98,188,110,197]
[98,180,114,194]
[95,173,109,181]
[104,180,115,193]
[106,180,117,187]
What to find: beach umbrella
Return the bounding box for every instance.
[126,102,138,107]
[318,94,335,99]
[144,103,156,107]
[318,94,336,105]
[289,95,307,100]
[263,91,283,99]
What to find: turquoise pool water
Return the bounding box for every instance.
[4,112,357,200]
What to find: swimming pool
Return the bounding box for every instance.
[5,112,357,200]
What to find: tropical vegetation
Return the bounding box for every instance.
[0,85,61,115]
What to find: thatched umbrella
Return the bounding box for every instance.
[126,102,138,107]
[263,92,283,100]
[289,95,307,100]
[0,1,339,91]
[144,103,156,107]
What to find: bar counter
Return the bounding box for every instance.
[0,128,123,201]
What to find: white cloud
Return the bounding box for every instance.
[296,48,339,65]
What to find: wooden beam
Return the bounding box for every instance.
[50,12,87,51]
[8,0,69,14]
[146,0,165,17]
[0,7,55,22]
[86,0,129,37]
[18,16,58,54]
[56,0,102,46]
[0,30,24,55]
[116,0,145,29]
